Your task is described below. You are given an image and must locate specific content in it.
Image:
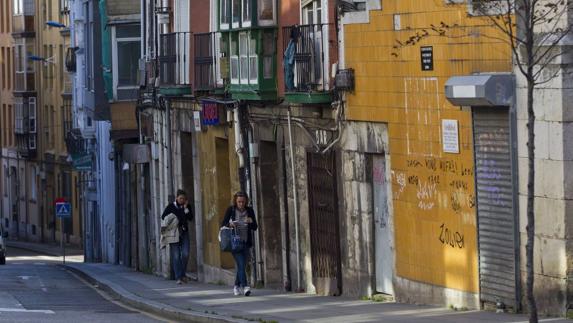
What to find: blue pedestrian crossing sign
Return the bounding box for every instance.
[56,202,71,218]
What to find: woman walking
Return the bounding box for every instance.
[221,191,258,296]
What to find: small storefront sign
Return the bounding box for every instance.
[421,46,434,71]
[442,119,460,154]
[71,153,93,171]
[201,101,220,126]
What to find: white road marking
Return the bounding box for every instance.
[511,319,565,323]
[0,308,55,314]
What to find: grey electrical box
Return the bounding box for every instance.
[335,68,355,92]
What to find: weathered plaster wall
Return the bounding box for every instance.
[339,121,390,297]
[515,57,573,316]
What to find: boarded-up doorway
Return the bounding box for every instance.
[307,151,341,296]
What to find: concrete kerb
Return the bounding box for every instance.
[63,264,247,323]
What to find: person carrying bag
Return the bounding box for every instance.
[220,191,258,296]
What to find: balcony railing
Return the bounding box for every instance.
[282,23,337,94]
[15,71,35,92]
[65,129,87,155]
[194,32,222,92]
[158,32,191,87]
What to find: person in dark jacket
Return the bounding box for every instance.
[161,189,193,284]
[220,191,258,296]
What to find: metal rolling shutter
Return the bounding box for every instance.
[473,108,518,309]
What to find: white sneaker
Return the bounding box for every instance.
[233,286,241,296]
[243,286,251,296]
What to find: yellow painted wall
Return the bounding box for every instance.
[196,108,241,270]
[344,1,512,292]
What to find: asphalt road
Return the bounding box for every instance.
[0,247,165,323]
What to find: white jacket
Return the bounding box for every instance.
[160,213,179,248]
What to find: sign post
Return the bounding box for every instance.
[55,198,71,264]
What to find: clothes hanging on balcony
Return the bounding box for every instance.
[284,39,296,91]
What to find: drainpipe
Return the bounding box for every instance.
[287,107,301,290]
[192,133,204,281]
[247,127,263,285]
[137,104,149,270]
[166,98,174,200]
[233,105,245,168]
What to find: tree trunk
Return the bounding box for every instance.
[526,78,538,322]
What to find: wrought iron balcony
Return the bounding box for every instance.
[282,23,338,104]
[194,32,223,92]
[158,32,191,91]
[65,129,87,155]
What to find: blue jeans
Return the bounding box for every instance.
[232,248,250,287]
[170,230,190,280]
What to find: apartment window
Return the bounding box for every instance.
[8,48,12,90]
[239,33,248,83]
[59,0,69,13]
[84,2,94,91]
[50,106,55,147]
[230,36,239,83]
[242,0,251,26]
[30,167,37,200]
[28,97,36,133]
[43,45,55,88]
[3,166,7,197]
[248,35,257,83]
[29,134,36,149]
[15,100,24,133]
[0,3,3,33]
[232,0,240,28]
[44,105,49,147]
[262,32,273,79]
[258,0,275,26]
[1,48,5,89]
[2,104,6,146]
[303,0,322,25]
[47,0,53,22]
[42,0,47,26]
[15,45,24,73]
[112,24,141,95]
[221,0,231,29]
[238,33,257,84]
[13,0,23,15]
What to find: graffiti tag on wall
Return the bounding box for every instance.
[438,223,465,249]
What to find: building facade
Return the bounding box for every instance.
[1,0,82,248]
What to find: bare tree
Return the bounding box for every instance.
[393,1,573,322]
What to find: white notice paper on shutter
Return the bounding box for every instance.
[442,119,460,154]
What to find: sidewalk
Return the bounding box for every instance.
[7,240,570,323]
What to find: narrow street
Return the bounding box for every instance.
[0,247,163,323]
